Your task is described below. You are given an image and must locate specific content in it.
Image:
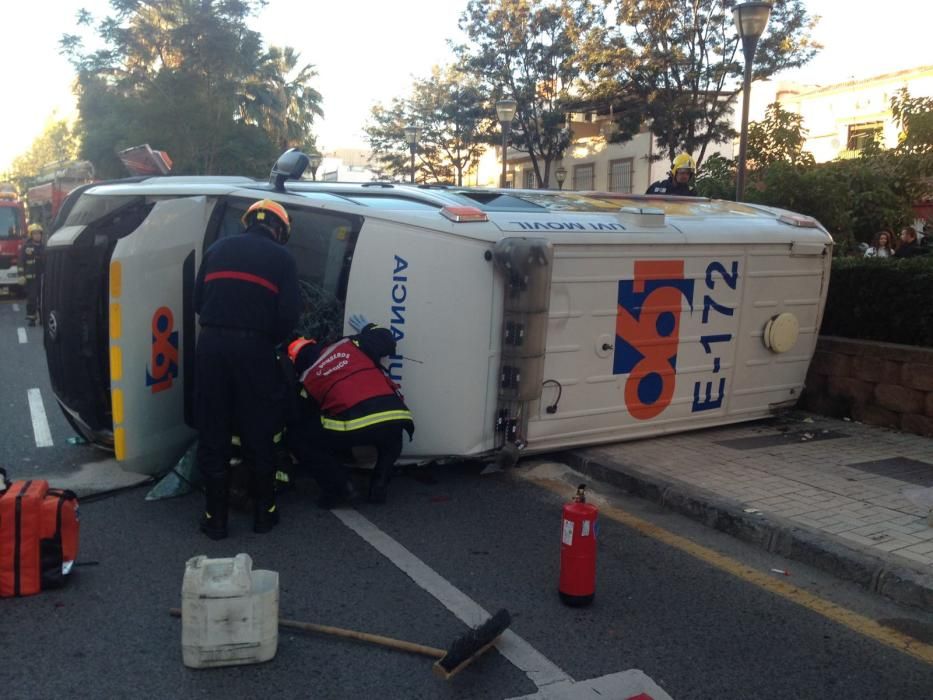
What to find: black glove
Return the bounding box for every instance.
[355,325,397,362]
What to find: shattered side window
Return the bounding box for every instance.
[288,208,362,345]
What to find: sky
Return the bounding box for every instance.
[1,0,930,172]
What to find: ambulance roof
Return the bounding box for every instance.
[77,178,832,247]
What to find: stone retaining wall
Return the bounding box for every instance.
[800,336,933,437]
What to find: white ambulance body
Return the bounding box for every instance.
[43,170,832,476]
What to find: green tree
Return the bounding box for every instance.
[747,101,815,169]
[5,115,81,192]
[239,45,324,154]
[891,87,933,156]
[745,156,915,252]
[887,88,933,215]
[695,100,814,199]
[366,66,490,184]
[61,0,319,178]
[366,97,413,181]
[456,0,604,187]
[694,153,735,199]
[584,0,820,167]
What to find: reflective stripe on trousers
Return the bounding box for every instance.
[320,410,413,432]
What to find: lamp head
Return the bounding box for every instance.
[496,98,518,124]
[733,2,772,40]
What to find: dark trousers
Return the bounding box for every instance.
[194,328,283,507]
[290,404,404,498]
[24,278,40,319]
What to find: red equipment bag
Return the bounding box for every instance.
[0,468,80,597]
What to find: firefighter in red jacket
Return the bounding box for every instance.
[288,323,414,505]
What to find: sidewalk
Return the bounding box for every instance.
[564,411,933,611]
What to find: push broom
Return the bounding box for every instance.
[169,608,511,679]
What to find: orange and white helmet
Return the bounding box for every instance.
[287,337,317,364]
[242,199,291,243]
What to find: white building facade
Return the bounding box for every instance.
[486,64,932,192]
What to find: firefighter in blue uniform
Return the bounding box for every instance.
[194,199,301,539]
[288,323,414,506]
[20,223,44,326]
[646,153,698,196]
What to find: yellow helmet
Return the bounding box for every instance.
[672,153,696,174]
[241,199,291,243]
[28,223,43,234]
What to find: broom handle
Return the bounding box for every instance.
[278,617,445,659]
[169,608,444,659]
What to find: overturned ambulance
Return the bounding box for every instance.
[43,151,832,475]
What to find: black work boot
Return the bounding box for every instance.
[367,466,391,505]
[253,475,279,533]
[199,477,229,540]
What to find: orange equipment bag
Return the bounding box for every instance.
[0,469,80,597]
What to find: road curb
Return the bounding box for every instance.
[560,449,933,612]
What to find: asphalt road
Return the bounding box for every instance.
[0,295,113,480]
[2,296,932,699]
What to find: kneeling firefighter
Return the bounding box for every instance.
[288,323,414,505]
[193,199,301,539]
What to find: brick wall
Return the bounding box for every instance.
[801,336,933,437]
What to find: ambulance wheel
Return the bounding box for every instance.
[9,285,24,298]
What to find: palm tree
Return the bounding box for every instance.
[240,46,324,152]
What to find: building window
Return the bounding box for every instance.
[522,169,537,189]
[608,159,633,193]
[846,122,883,152]
[573,163,595,191]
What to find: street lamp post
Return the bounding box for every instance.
[403,125,420,184]
[555,166,567,191]
[733,1,772,201]
[496,98,518,189]
[308,152,322,181]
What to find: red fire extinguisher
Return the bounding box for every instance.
[559,484,598,606]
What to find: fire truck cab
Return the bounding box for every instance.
[43,151,833,476]
[0,184,27,295]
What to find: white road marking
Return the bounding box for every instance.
[507,669,673,700]
[27,388,54,448]
[18,327,27,344]
[333,508,575,693]
[12,303,20,312]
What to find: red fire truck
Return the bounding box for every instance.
[26,160,96,232]
[0,184,27,295]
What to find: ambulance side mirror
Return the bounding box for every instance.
[269,149,310,192]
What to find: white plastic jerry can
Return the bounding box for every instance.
[180,553,279,668]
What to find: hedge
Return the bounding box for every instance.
[820,256,933,347]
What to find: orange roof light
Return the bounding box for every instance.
[440,206,489,223]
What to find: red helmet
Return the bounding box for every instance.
[242,199,291,243]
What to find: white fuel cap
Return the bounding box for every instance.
[763,312,799,353]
